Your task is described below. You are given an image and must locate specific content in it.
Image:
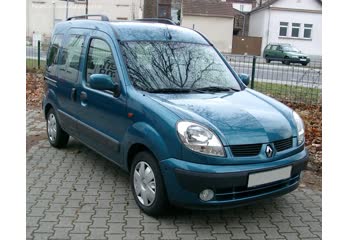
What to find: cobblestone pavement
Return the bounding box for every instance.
[26,109,322,240]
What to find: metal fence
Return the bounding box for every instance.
[224,54,322,104]
[26,41,322,105]
[26,40,49,71]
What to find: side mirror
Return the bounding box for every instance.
[90,74,120,96]
[239,73,250,86]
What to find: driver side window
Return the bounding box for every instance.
[86,38,118,86]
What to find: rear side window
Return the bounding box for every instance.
[86,39,118,85]
[47,34,63,67]
[58,35,85,82]
[270,45,278,50]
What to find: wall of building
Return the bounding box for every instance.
[272,0,322,11]
[248,8,269,47]
[27,0,144,39]
[181,15,234,53]
[268,9,322,55]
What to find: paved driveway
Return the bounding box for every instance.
[27,109,322,240]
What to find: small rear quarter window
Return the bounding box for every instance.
[47,34,63,67]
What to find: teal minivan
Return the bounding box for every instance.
[43,15,308,216]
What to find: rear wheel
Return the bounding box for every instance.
[265,56,271,63]
[301,62,308,66]
[46,108,69,148]
[130,151,169,216]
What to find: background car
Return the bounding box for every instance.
[263,43,310,66]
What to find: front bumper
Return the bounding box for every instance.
[160,149,308,209]
[290,58,310,64]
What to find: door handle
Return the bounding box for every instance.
[80,91,88,102]
[71,88,77,101]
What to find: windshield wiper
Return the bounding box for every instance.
[148,88,205,94]
[194,86,240,92]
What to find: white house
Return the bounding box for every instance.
[27,0,144,43]
[248,0,322,56]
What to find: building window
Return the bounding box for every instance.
[158,5,170,18]
[279,22,288,37]
[291,23,300,37]
[304,24,313,39]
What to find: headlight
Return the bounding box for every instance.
[177,121,225,157]
[293,111,305,145]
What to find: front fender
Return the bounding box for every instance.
[122,121,181,170]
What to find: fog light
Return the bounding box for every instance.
[199,189,214,201]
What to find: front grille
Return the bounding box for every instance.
[230,138,293,157]
[274,138,293,152]
[230,144,262,157]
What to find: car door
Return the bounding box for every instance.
[269,45,279,60]
[76,31,128,165]
[55,29,87,136]
[275,45,285,60]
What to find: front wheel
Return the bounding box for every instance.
[130,151,169,216]
[46,108,69,148]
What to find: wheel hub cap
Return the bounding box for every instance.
[133,161,156,206]
[47,113,57,142]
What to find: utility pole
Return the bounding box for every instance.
[66,0,69,19]
[242,14,246,36]
[156,0,159,17]
[53,0,56,29]
[85,0,89,15]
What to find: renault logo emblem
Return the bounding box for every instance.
[265,145,274,158]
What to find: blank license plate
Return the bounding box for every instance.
[300,59,306,61]
[248,166,292,188]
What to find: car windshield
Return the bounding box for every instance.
[282,46,300,52]
[120,41,241,92]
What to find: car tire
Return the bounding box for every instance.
[301,62,308,66]
[130,151,169,216]
[46,108,69,148]
[265,57,271,63]
[283,58,290,65]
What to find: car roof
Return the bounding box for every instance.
[53,20,209,45]
[267,43,292,46]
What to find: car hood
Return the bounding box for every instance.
[147,89,295,145]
